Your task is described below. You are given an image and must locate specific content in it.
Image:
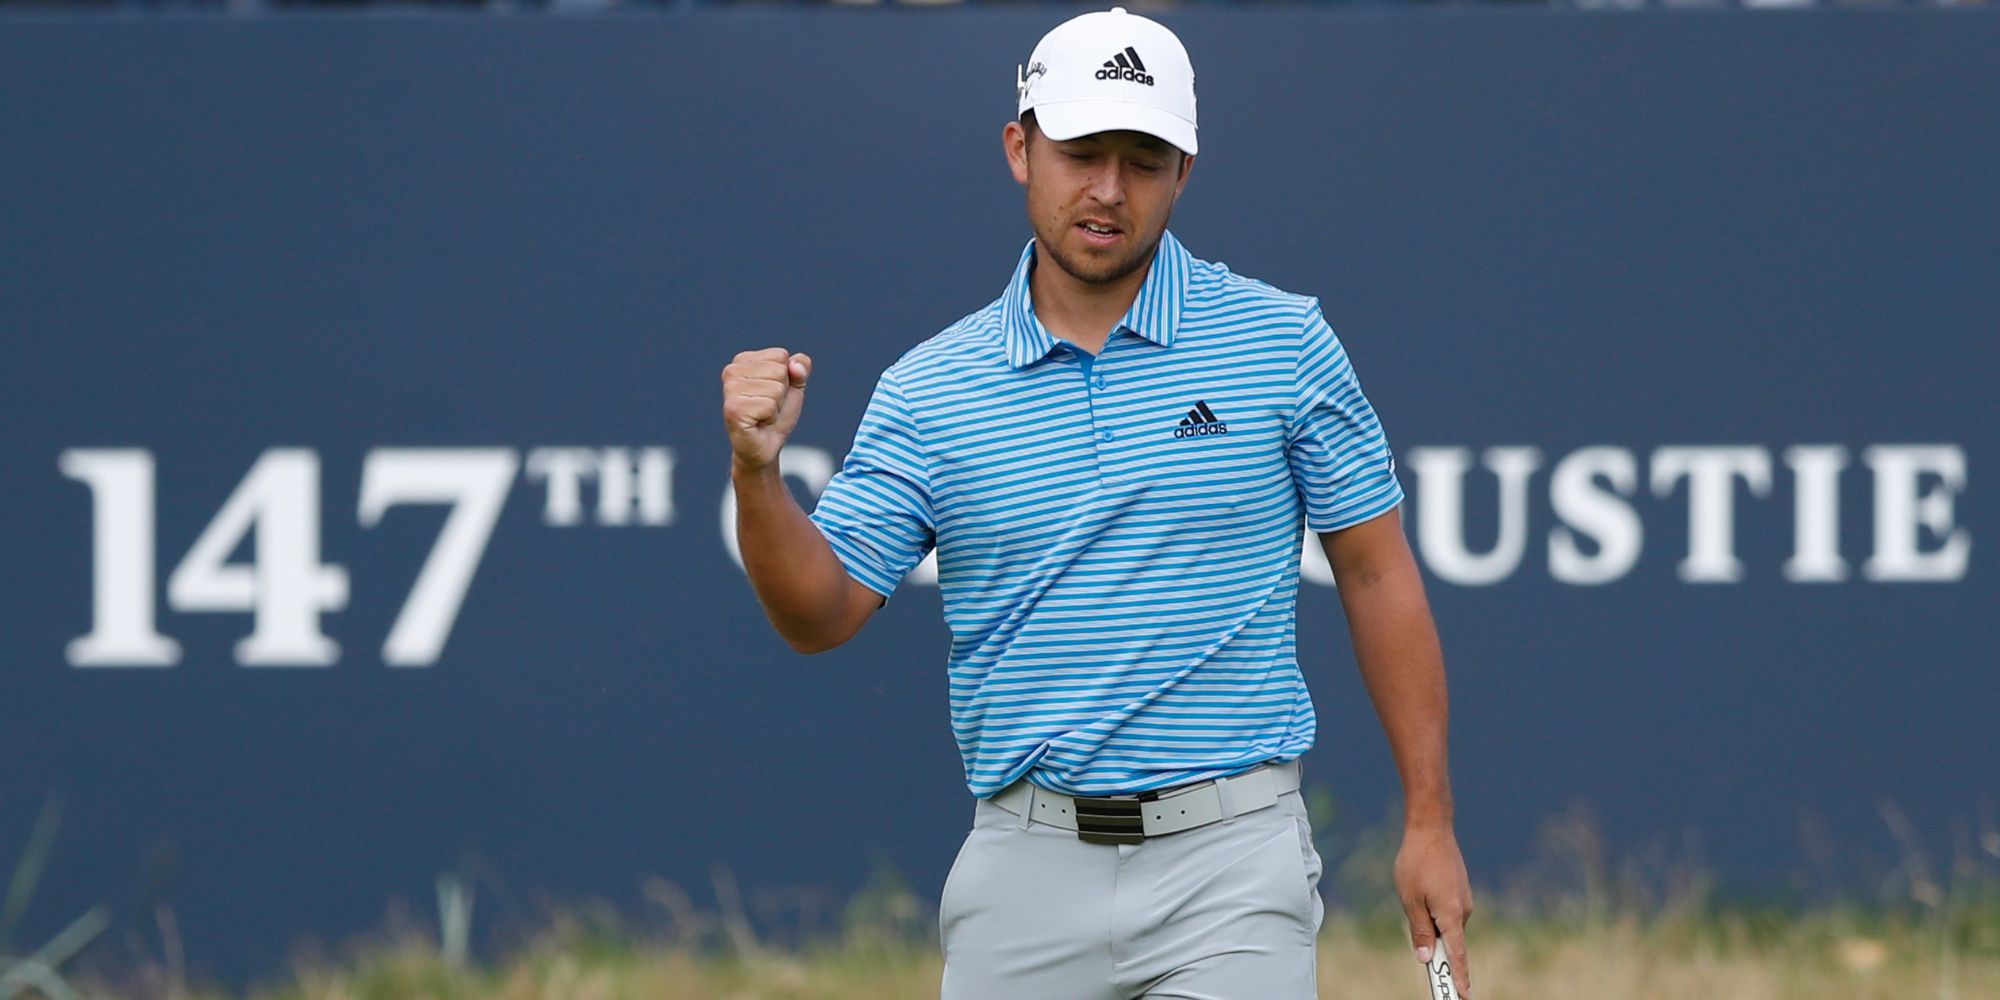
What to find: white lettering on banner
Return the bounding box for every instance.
[166,449,350,666]
[62,445,673,669]
[1548,446,1643,586]
[597,447,676,527]
[1409,447,1543,586]
[56,441,1972,669]
[525,447,677,527]
[1300,530,1336,586]
[1650,447,1774,584]
[1783,446,1849,583]
[358,449,520,667]
[1863,445,1971,582]
[1395,443,1969,587]
[59,449,182,667]
[524,448,596,526]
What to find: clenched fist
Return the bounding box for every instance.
[722,348,813,471]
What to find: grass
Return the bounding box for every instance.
[106,903,1997,1000]
[28,793,2000,999]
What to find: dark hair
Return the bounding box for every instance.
[1020,109,1191,174]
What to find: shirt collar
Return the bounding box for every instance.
[999,229,1192,369]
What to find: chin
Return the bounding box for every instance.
[1049,232,1158,286]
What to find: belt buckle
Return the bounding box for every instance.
[1072,794,1147,846]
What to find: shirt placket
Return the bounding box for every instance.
[1073,333,1120,481]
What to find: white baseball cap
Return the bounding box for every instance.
[1016,6,1198,156]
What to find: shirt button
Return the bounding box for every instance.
[1098,429,1115,443]
[1092,375,1108,390]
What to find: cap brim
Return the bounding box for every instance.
[1032,100,1198,156]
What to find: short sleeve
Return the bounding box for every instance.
[1286,299,1406,532]
[809,369,937,602]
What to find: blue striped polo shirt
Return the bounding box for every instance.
[809,230,1404,798]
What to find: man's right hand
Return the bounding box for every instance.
[722,348,812,471]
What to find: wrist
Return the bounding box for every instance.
[1404,816,1456,837]
[731,454,783,481]
[1403,793,1455,833]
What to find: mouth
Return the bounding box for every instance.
[1076,219,1124,248]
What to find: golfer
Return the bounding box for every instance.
[722,7,1472,997]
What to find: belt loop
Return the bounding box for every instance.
[1019,783,1037,830]
[1215,773,1238,824]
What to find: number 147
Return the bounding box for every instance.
[61,448,519,668]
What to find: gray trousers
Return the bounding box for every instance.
[939,784,1324,999]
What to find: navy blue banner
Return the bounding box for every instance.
[2,8,1995,984]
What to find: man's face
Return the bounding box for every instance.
[1004,119,1193,285]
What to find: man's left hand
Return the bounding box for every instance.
[1395,825,1474,997]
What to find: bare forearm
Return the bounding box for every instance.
[732,459,857,651]
[1336,559,1454,830]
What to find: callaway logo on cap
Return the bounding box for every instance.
[1016,6,1198,155]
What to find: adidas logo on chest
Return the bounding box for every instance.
[1172,400,1228,439]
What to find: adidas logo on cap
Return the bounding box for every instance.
[1095,46,1154,86]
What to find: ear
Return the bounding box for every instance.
[1003,120,1031,187]
[1172,153,1196,201]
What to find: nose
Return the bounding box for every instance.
[1084,159,1125,206]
